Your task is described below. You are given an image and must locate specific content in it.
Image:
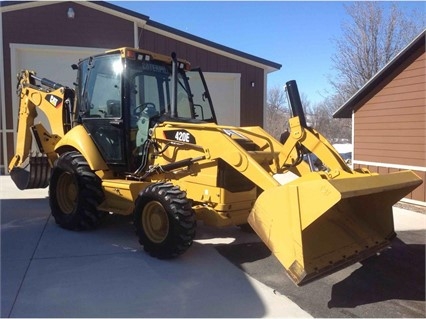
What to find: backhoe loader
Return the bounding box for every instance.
[9,47,422,285]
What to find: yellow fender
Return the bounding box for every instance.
[54,125,108,171]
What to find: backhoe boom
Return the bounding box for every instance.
[9,70,74,189]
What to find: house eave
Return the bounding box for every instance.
[333,29,426,119]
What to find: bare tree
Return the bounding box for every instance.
[264,86,289,140]
[310,96,352,143]
[330,2,425,99]
[265,85,339,142]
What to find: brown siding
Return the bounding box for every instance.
[2,2,134,47]
[354,51,425,167]
[353,47,425,204]
[354,163,426,203]
[139,29,265,126]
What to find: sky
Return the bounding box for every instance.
[109,1,425,104]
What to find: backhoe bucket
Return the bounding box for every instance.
[248,170,422,286]
[10,155,51,190]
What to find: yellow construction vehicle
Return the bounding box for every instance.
[9,47,422,285]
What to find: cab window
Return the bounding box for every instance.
[82,54,122,118]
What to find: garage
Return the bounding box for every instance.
[1,1,280,174]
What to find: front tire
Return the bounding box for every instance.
[134,182,196,258]
[49,151,105,230]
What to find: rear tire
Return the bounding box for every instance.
[49,151,105,230]
[134,182,196,258]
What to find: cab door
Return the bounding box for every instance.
[78,54,126,167]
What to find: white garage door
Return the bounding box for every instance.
[11,44,104,86]
[10,44,104,126]
[203,72,241,126]
[11,45,241,127]
[6,44,241,171]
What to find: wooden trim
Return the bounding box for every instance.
[0,1,60,12]
[401,198,426,207]
[354,160,426,172]
[354,161,426,204]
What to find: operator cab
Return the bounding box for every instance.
[74,48,216,172]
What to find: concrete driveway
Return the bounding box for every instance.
[2,175,425,318]
[0,176,310,318]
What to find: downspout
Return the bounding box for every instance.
[134,21,139,48]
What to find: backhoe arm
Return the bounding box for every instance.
[8,70,74,189]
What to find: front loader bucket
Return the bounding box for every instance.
[10,155,51,190]
[248,170,422,286]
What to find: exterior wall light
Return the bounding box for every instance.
[67,7,75,19]
[250,81,255,87]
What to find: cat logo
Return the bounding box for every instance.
[45,94,63,108]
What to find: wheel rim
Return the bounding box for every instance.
[142,201,169,243]
[56,171,78,215]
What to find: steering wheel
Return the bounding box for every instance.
[134,102,156,116]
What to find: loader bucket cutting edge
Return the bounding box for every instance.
[248,170,422,286]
